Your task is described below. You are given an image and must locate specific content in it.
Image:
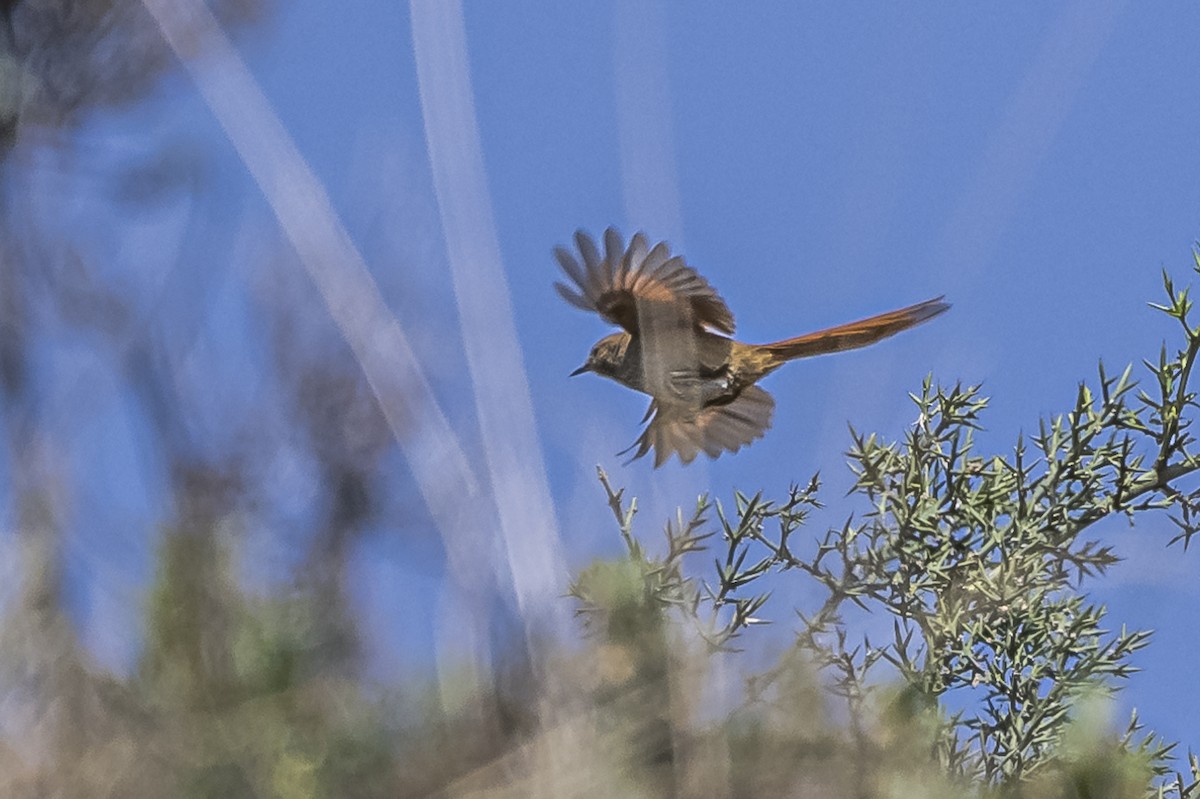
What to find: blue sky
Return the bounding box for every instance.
[14,0,1200,759]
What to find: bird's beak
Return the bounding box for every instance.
[570,363,591,377]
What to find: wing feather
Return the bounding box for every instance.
[622,386,776,467]
[554,227,736,335]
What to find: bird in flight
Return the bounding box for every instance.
[555,228,949,467]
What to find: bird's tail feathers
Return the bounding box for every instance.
[759,296,949,366]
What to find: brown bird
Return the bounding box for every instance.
[556,228,949,467]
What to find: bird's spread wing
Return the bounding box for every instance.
[621,386,776,467]
[554,228,735,335]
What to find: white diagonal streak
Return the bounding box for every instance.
[935,0,1126,287]
[410,0,569,635]
[138,0,482,568]
[614,0,685,247]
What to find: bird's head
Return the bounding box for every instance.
[571,332,631,378]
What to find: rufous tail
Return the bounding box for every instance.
[759,296,949,365]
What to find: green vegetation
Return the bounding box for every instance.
[3,4,1200,794]
[6,260,1200,796]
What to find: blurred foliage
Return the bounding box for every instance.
[0,0,261,147]
[3,1,1200,796]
